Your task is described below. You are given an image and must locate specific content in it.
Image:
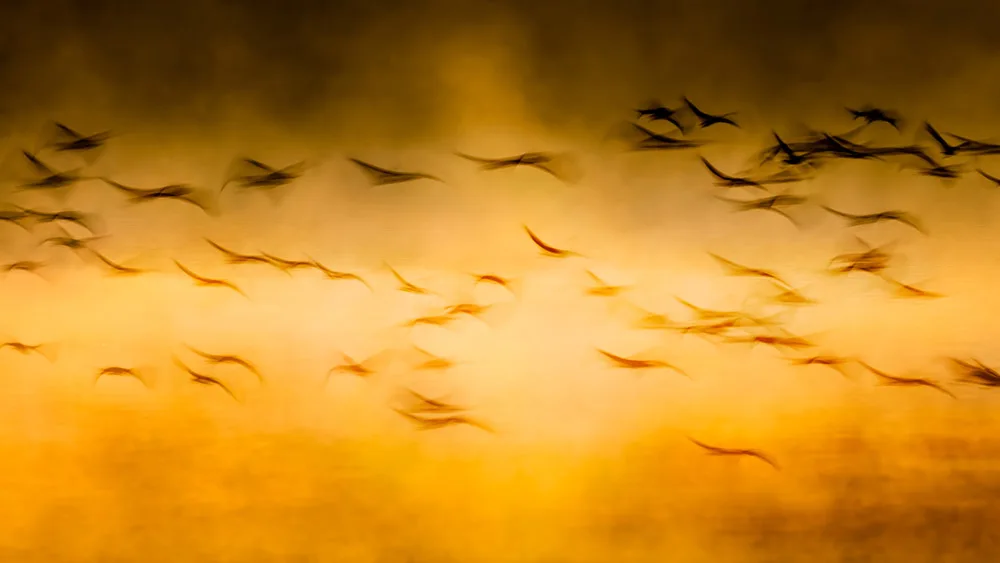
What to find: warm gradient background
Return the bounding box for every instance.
[2,1,1000,561]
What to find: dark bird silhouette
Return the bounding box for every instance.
[205,239,272,266]
[174,358,241,403]
[976,169,1000,187]
[455,151,578,182]
[260,252,316,275]
[524,225,580,258]
[88,251,150,277]
[687,437,780,470]
[858,361,956,399]
[700,157,804,190]
[949,358,1000,388]
[174,260,247,297]
[3,260,46,278]
[42,122,112,154]
[714,193,806,227]
[923,122,967,156]
[880,276,944,299]
[683,97,739,129]
[185,346,263,384]
[100,178,215,214]
[394,408,495,433]
[634,100,687,132]
[16,206,98,234]
[0,209,32,232]
[708,253,792,288]
[41,226,106,254]
[409,345,457,372]
[584,270,629,297]
[0,341,57,361]
[597,349,688,377]
[18,150,91,191]
[821,206,925,234]
[846,106,901,130]
[326,352,385,381]
[310,259,373,291]
[95,366,149,388]
[403,389,467,414]
[386,264,433,295]
[786,354,855,378]
[349,158,443,186]
[627,123,705,151]
[221,158,305,193]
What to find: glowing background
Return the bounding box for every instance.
[2,0,1000,561]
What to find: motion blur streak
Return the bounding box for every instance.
[1,1,1000,562]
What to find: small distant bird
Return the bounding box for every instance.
[821,207,925,234]
[403,389,466,414]
[18,150,91,190]
[221,158,305,193]
[3,260,46,278]
[786,354,854,378]
[846,106,901,130]
[0,341,57,361]
[584,270,629,297]
[185,346,263,384]
[326,352,384,381]
[627,123,705,151]
[683,97,739,129]
[724,333,816,351]
[88,251,150,277]
[880,276,944,299]
[764,280,817,306]
[0,209,32,232]
[394,408,494,433]
[976,169,1000,187]
[260,252,316,275]
[635,100,687,132]
[687,436,780,470]
[455,151,576,182]
[205,239,272,266]
[858,361,956,399]
[386,264,433,295]
[410,346,457,371]
[100,178,214,214]
[524,225,580,258]
[349,158,443,186]
[41,226,106,253]
[597,349,688,377]
[174,358,240,403]
[923,122,968,156]
[174,260,247,297]
[95,366,149,388]
[310,259,372,291]
[42,122,112,154]
[471,273,518,296]
[708,253,792,288]
[949,358,1000,388]
[17,206,98,234]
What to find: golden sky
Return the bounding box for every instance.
[2,1,1000,562]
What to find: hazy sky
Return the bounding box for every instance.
[2,2,1000,562]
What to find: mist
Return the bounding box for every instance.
[1,1,1000,562]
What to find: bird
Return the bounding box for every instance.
[627,123,705,151]
[634,100,687,132]
[880,276,944,299]
[42,122,112,154]
[597,349,688,377]
[100,178,215,214]
[687,437,780,470]
[184,346,263,384]
[173,358,241,402]
[976,169,1000,187]
[455,151,577,182]
[409,346,457,372]
[846,106,901,130]
[393,408,495,433]
[386,264,433,295]
[820,207,925,234]
[95,366,149,388]
[949,358,1000,388]
[708,253,792,288]
[348,158,443,186]
[858,361,956,399]
[584,270,629,297]
[174,260,247,297]
[221,158,305,193]
[204,239,272,266]
[402,389,467,414]
[88,251,150,277]
[0,341,57,361]
[524,225,580,258]
[310,259,373,291]
[682,97,739,129]
[786,355,855,378]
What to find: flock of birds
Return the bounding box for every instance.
[6,97,1000,473]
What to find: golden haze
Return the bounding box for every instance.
[2,1,1000,562]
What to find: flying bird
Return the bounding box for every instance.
[41,122,112,154]
[95,366,149,388]
[634,100,687,132]
[687,437,780,470]
[682,97,740,129]
[584,270,629,297]
[455,151,578,182]
[858,361,956,399]
[349,158,443,186]
[394,408,495,433]
[523,225,580,258]
[627,123,705,151]
[184,346,263,384]
[204,239,272,266]
[820,207,925,234]
[174,260,247,297]
[708,253,792,288]
[976,169,1000,187]
[949,358,1000,388]
[221,158,305,193]
[846,106,901,130]
[402,389,467,414]
[0,341,57,361]
[597,349,688,377]
[386,264,433,295]
[87,251,150,277]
